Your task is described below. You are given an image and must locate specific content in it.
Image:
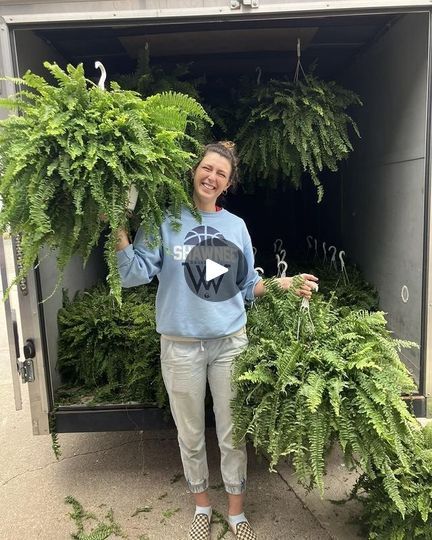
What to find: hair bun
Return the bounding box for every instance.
[219,140,236,151]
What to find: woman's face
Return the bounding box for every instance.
[193,151,232,211]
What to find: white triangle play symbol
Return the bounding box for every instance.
[206,259,228,282]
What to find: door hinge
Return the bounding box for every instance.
[17,358,35,383]
[14,234,28,296]
[18,339,35,383]
[230,0,259,9]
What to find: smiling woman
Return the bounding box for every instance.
[114,141,318,540]
[193,151,232,211]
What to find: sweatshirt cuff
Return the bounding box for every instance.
[116,244,134,266]
[246,275,263,303]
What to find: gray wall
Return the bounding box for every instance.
[14,30,66,75]
[342,13,429,384]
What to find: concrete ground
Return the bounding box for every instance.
[0,238,364,540]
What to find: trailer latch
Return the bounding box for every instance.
[17,339,35,383]
[230,0,259,8]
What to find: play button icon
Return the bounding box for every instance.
[184,238,249,302]
[206,259,229,282]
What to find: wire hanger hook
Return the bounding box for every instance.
[94,60,107,90]
[294,37,307,83]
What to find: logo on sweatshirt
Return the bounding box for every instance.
[182,226,248,302]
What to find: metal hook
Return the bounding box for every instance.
[339,250,349,284]
[252,246,257,257]
[322,242,327,263]
[254,266,265,276]
[279,248,286,262]
[306,235,313,252]
[273,238,283,253]
[294,37,306,83]
[328,245,337,270]
[95,60,107,90]
[278,260,288,278]
[256,66,262,85]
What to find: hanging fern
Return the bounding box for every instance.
[236,75,361,200]
[114,45,204,100]
[113,45,218,146]
[232,278,419,508]
[0,62,212,303]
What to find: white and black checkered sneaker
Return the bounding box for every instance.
[231,520,257,540]
[188,513,210,540]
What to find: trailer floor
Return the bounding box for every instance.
[0,238,364,540]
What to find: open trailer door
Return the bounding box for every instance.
[0,19,23,412]
[0,19,52,434]
[0,236,22,411]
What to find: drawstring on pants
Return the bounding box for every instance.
[200,340,205,352]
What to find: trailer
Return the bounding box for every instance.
[0,0,431,436]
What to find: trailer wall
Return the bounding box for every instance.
[342,12,429,384]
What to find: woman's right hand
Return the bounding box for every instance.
[115,227,130,251]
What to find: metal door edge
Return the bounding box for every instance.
[1,2,432,26]
[0,236,22,410]
[422,10,432,417]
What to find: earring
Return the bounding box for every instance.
[223,189,228,195]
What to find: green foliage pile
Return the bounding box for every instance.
[304,262,379,311]
[0,62,212,303]
[232,279,419,501]
[235,75,361,200]
[65,496,126,540]
[56,283,166,407]
[352,423,432,539]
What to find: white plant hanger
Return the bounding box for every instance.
[328,245,337,270]
[95,60,139,213]
[273,238,283,253]
[277,260,288,278]
[322,242,327,263]
[339,250,349,284]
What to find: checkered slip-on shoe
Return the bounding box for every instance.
[188,513,211,540]
[230,520,257,540]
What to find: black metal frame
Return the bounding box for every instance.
[55,404,219,433]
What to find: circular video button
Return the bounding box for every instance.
[183,238,248,302]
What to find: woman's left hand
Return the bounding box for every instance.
[276,273,319,299]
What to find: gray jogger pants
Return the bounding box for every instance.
[160,329,248,495]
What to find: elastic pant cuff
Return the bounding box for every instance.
[225,480,246,495]
[187,479,209,493]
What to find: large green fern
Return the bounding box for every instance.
[232,279,419,507]
[351,423,432,539]
[235,75,361,201]
[0,62,212,303]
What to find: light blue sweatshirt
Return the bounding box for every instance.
[116,207,262,339]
